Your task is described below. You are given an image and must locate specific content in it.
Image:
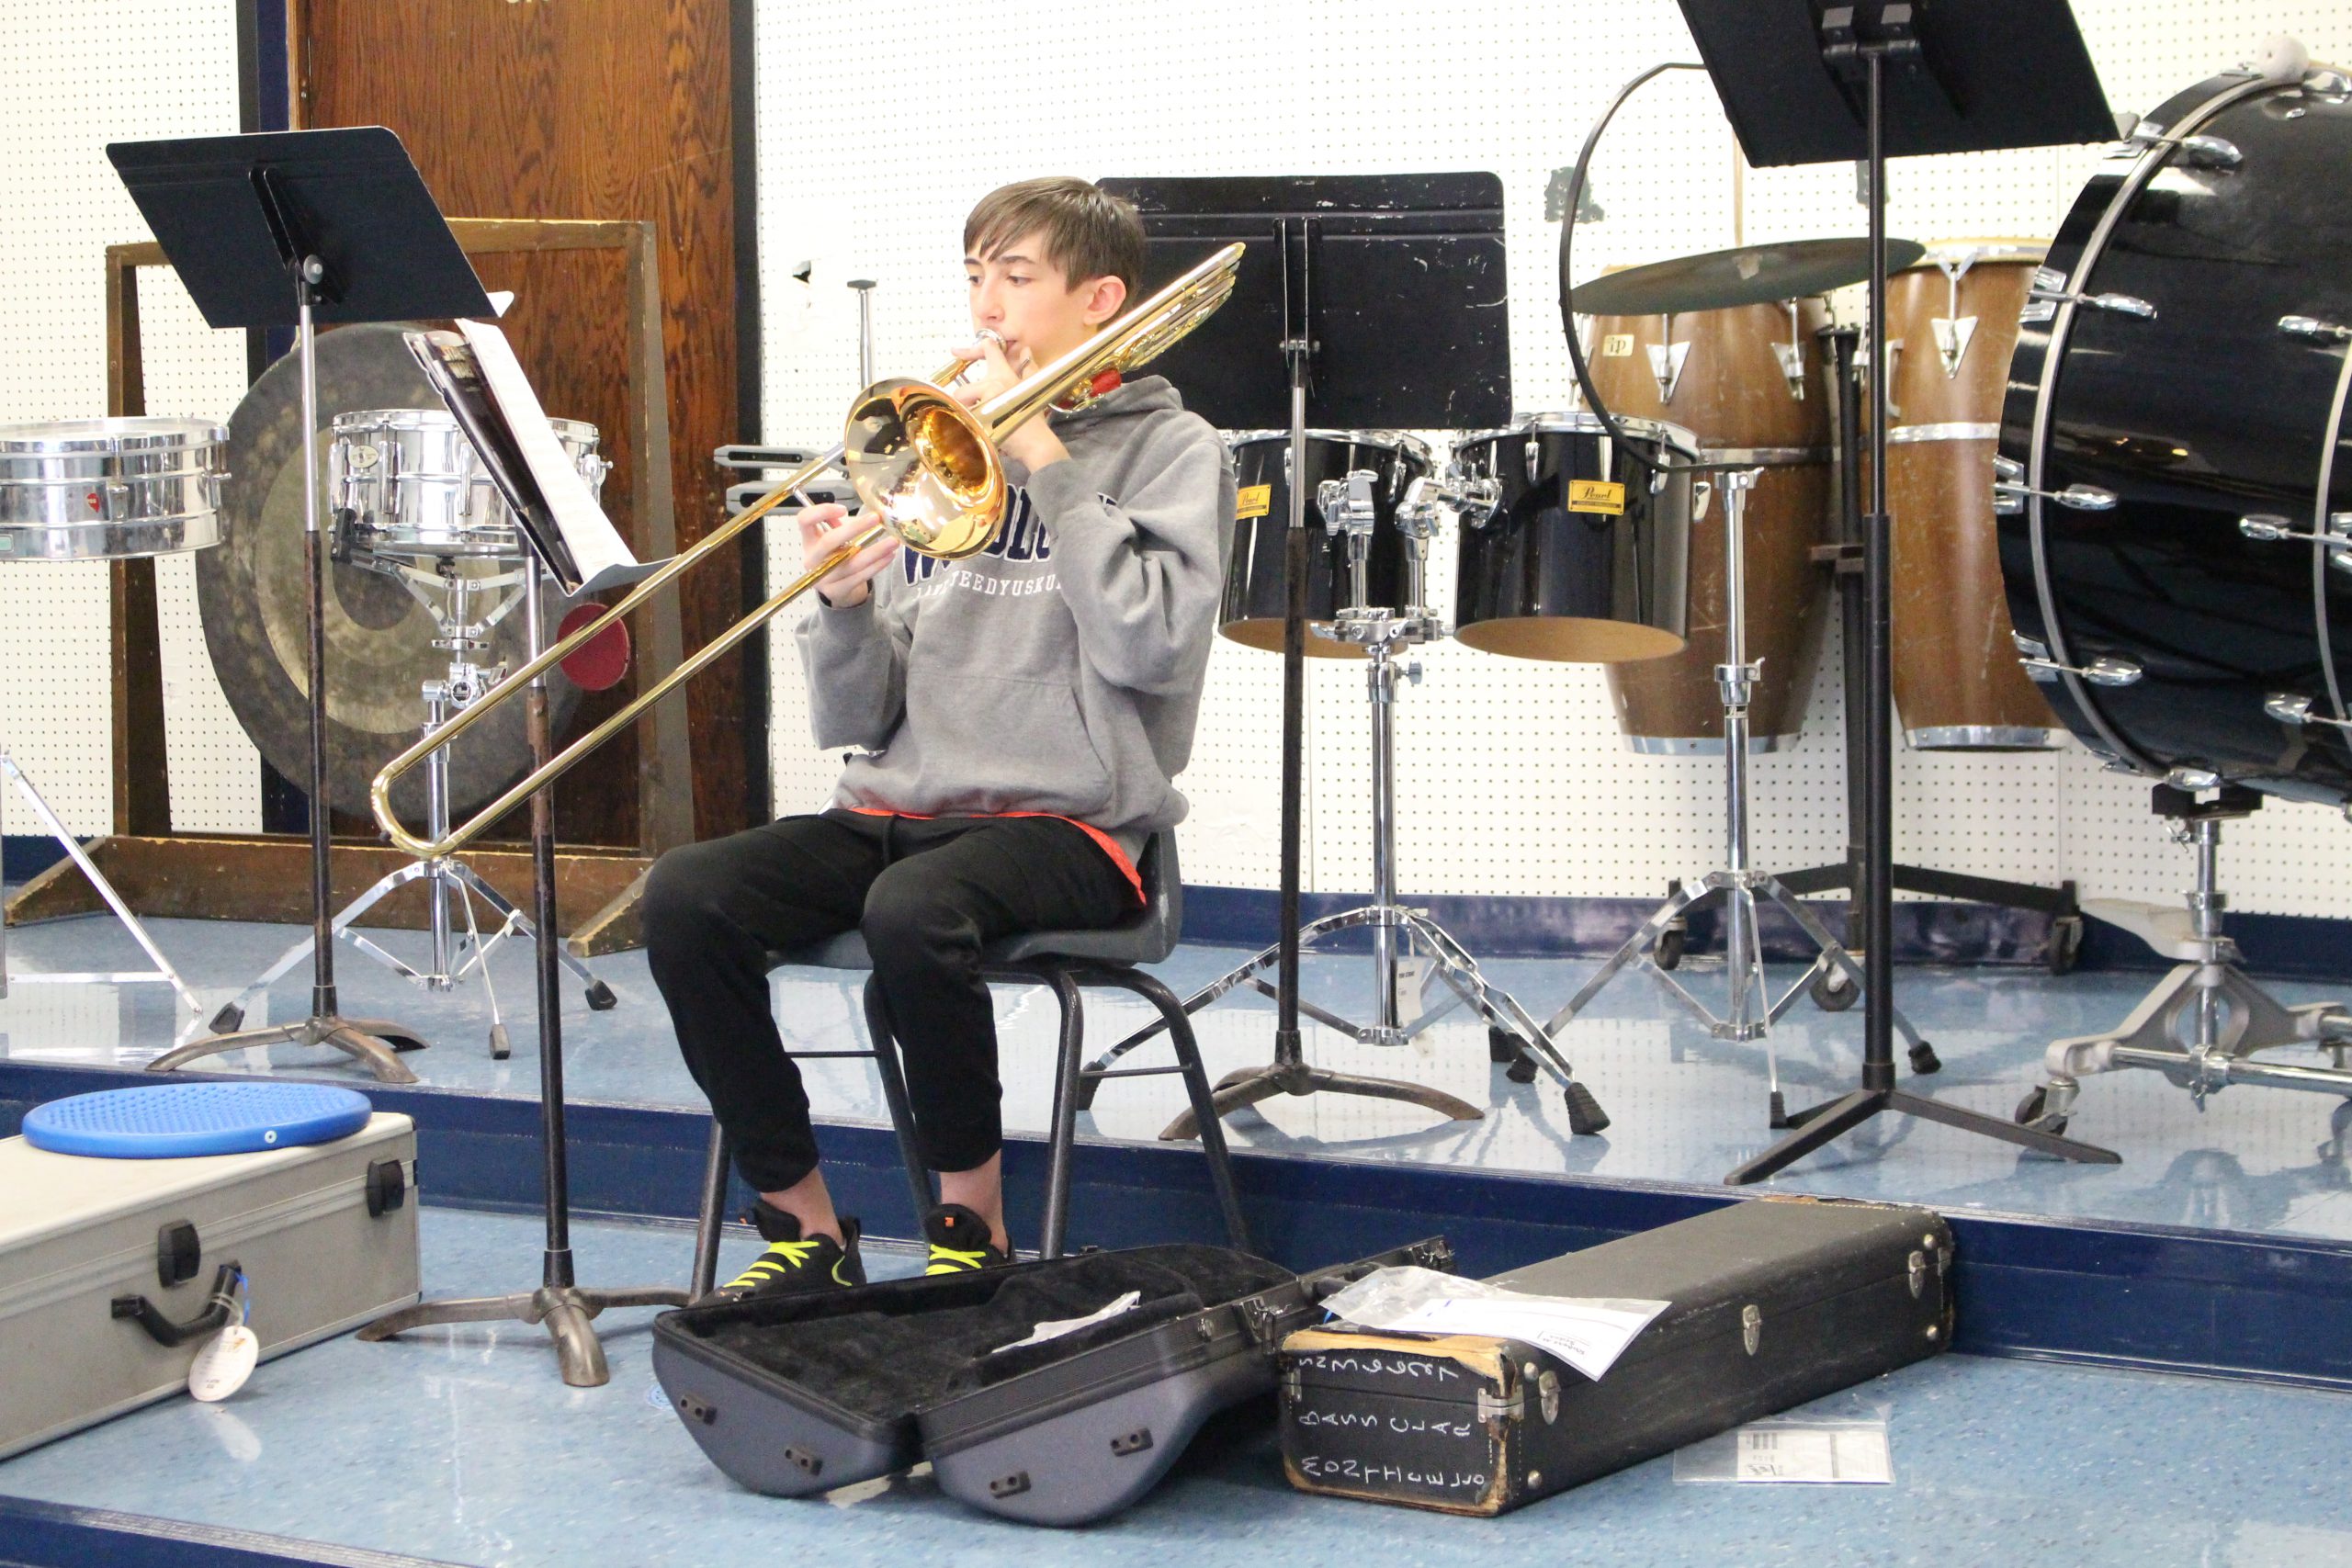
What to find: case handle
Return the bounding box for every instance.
[113,1260,242,1348]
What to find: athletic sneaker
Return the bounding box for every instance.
[922,1203,1012,1275]
[705,1200,866,1303]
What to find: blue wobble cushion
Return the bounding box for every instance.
[22,1082,372,1158]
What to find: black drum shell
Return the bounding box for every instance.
[1220,432,1429,658]
[1452,417,1695,662]
[1999,73,2352,804]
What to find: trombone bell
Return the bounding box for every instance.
[843,382,1003,560]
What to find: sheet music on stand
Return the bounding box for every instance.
[403,319,660,594]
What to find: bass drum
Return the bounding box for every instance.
[1886,243,2061,750]
[1451,412,1696,662]
[1584,298,1834,750]
[2000,71,2352,805]
[1219,430,1430,658]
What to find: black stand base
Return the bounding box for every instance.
[1160,1042,1484,1141]
[147,1009,430,1085]
[358,1280,688,1388]
[1725,1083,2119,1185]
[1776,859,2086,976]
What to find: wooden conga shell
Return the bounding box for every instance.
[1884,246,2060,750]
[1588,299,1835,750]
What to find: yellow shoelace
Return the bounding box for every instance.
[725,1238,820,1290]
[925,1246,992,1275]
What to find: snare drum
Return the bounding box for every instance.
[1584,299,1835,750]
[331,409,608,561]
[1450,412,1696,662]
[1886,243,2060,750]
[1219,430,1431,657]
[0,418,226,558]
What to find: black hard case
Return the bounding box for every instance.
[1278,1198,1952,1516]
[651,1238,1450,1525]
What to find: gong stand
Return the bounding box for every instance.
[196,557,615,1062]
[108,130,490,1084]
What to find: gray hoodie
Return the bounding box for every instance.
[795,375,1236,862]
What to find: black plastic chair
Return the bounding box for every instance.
[688,829,1250,1294]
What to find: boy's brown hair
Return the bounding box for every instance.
[964,177,1145,312]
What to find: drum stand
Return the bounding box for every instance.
[0,751,205,1029]
[1089,476,1605,1137]
[190,565,613,1061]
[148,263,428,1085]
[2019,785,2352,1137]
[360,556,686,1386]
[1538,470,1933,1123]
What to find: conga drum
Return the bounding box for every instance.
[1587,299,1835,751]
[1886,243,2061,750]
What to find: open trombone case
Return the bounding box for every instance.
[650,1237,1450,1526]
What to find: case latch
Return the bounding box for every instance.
[1476,1382,1523,1425]
[1741,1303,1763,1357]
[1908,1250,1928,1299]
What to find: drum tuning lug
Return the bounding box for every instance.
[2023,285,2156,323]
[2265,693,2352,732]
[2015,632,2142,688]
[1993,479,2116,514]
[2123,129,2241,169]
[2280,315,2352,343]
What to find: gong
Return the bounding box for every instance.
[196,323,580,825]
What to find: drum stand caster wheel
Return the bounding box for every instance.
[1488,1026,1520,1063]
[2046,915,2085,976]
[2015,1084,2068,1138]
[1504,1052,1540,1085]
[1654,922,1687,972]
[1908,1041,1941,1075]
[1563,1081,1610,1135]
[1810,964,1859,1012]
[586,980,616,1011]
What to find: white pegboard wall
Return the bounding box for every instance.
[0,1,256,837]
[753,1,2352,918]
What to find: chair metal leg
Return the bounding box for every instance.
[1083,964,1253,1256]
[1036,965,1088,1261]
[861,976,937,1230]
[690,1121,729,1302]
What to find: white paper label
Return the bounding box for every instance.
[188,1325,258,1404]
[1731,1423,1892,1483]
[992,1291,1143,1354]
[1380,1295,1668,1383]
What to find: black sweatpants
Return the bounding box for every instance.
[641,809,1136,1194]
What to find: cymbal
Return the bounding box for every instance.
[1570,238,1928,317]
[196,323,580,823]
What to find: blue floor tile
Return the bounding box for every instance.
[3,1206,2349,1568]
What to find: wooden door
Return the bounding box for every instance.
[295,0,752,844]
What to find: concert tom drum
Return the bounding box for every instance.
[2001,72,2352,804]
[1450,412,1696,662]
[1886,243,2061,750]
[331,408,609,562]
[1219,430,1431,657]
[0,418,227,558]
[1583,299,1835,750]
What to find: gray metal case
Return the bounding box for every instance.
[0,1112,421,1459]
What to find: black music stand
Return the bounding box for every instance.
[1661,2,2121,1182]
[355,329,688,1385]
[1091,175,1609,1136]
[117,128,477,1084]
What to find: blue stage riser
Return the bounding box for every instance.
[6,1060,2349,1393]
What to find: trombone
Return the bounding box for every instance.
[370,242,1246,861]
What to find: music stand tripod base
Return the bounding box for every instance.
[357,1281,685,1389]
